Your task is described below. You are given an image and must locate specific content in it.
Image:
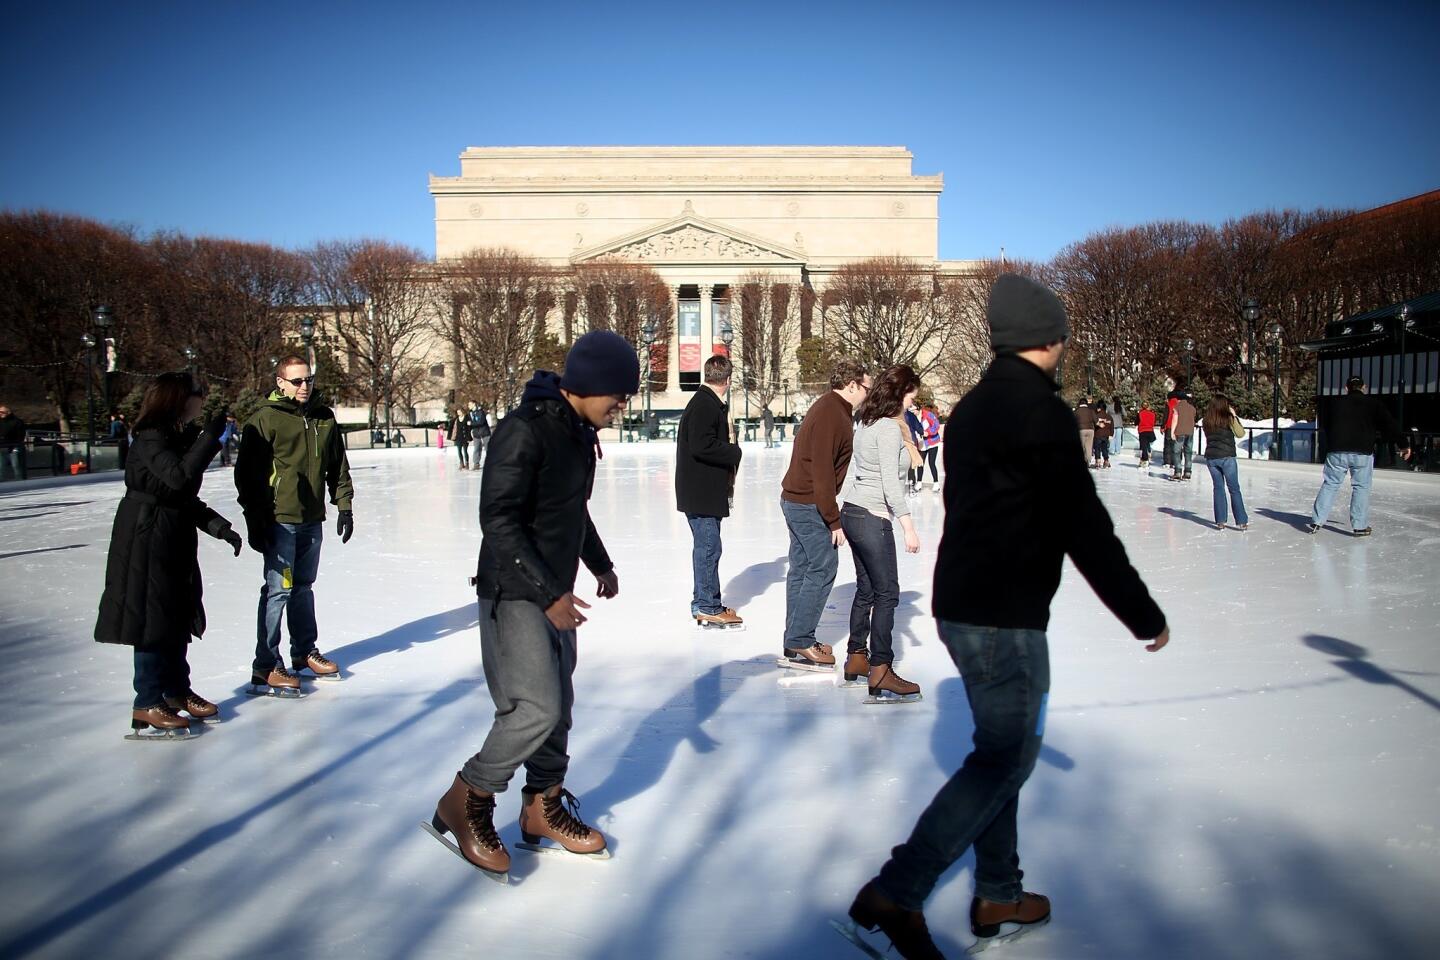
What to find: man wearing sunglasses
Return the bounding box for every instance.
[236,355,354,696]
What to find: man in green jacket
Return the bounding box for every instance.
[236,355,354,695]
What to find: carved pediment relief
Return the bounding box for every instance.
[572,212,806,265]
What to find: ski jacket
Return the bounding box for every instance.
[932,354,1166,638]
[1202,416,1246,460]
[920,409,941,450]
[235,392,354,526]
[1137,409,1157,434]
[95,424,231,649]
[474,371,613,608]
[1323,392,1408,455]
[471,410,492,439]
[675,385,742,518]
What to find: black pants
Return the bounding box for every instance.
[922,447,939,483]
[1139,431,1153,462]
[133,645,191,709]
[839,504,900,665]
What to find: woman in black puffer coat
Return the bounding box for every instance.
[94,373,242,738]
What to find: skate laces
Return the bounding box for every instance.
[308,651,334,668]
[464,792,502,849]
[543,789,591,839]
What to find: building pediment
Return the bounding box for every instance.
[571,206,807,266]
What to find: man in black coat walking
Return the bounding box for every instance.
[840,274,1170,959]
[676,355,744,630]
[426,331,636,882]
[0,404,26,481]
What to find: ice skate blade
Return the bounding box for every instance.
[695,622,747,632]
[863,692,924,705]
[124,727,193,742]
[775,658,834,673]
[967,915,1050,954]
[245,684,304,699]
[419,821,510,884]
[829,919,887,959]
[516,841,611,860]
[298,672,344,682]
[837,677,867,688]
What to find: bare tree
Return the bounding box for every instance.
[733,271,801,415]
[570,258,674,391]
[822,256,953,380]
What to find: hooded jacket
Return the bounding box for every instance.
[236,392,354,525]
[474,371,613,607]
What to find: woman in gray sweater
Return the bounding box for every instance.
[839,365,924,704]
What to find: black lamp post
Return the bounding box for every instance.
[719,317,735,406]
[183,346,197,376]
[382,362,393,449]
[1242,298,1259,394]
[299,314,316,370]
[93,305,113,419]
[81,330,97,469]
[782,377,790,419]
[1181,338,1195,389]
[1397,303,1411,434]
[641,316,657,434]
[1267,322,1282,460]
[1085,350,1094,395]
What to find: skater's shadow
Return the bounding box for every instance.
[0,543,87,561]
[0,677,476,960]
[1157,506,1215,529]
[0,510,60,522]
[573,659,769,851]
[1302,634,1440,713]
[1256,508,1313,533]
[0,500,92,510]
[329,603,479,670]
[720,555,787,611]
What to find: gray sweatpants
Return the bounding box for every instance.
[462,597,576,795]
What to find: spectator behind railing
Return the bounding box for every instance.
[0,404,26,481]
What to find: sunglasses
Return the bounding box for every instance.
[279,375,316,387]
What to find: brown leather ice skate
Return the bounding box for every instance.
[519,785,608,856]
[843,651,871,683]
[428,773,510,877]
[866,663,922,703]
[841,880,945,960]
[694,608,744,629]
[130,703,191,733]
[971,890,1051,947]
[779,643,837,672]
[250,664,301,694]
[298,650,341,678]
[163,689,218,720]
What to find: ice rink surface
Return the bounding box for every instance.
[1,442,1438,960]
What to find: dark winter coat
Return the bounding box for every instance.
[933,354,1166,638]
[94,425,231,649]
[236,392,354,526]
[474,372,613,608]
[676,386,742,518]
[472,411,492,439]
[448,415,473,445]
[1324,391,1408,455]
[0,413,24,449]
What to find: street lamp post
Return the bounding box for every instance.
[641,316,657,440]
[299,314,316,371]
[81,331,97,470]
[183,346,197,376]
[1181,338,1195,389]
[1397,303,1411,436]
[718,318,736,435]
[382,363,393,449]
[1242,298,1260,394]
[93,305,113,420]
[1267,322,1282,460]
[1085,351,1094,395]
[782,377,790,419]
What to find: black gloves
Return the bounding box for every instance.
[244,512,272,554]
[222,528,243,557]
[204,412,227,438]
[337,509,354,544]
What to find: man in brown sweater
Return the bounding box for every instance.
[1168,391,1197,480]
[779,358,871,670]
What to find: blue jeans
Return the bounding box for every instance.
[686,514,723,616]
[133,646,191,709]
[840,504,899,664]
[875,621,1050,910]
[1206,457,1248,525]
[1172,435,1193,475]
[1311,452,1374,530]
[254,521,324,671]
[781,499,838,652]
[0,447,23,481]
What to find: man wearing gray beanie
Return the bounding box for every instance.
[839,274,1170,958]
[426,331,638,881]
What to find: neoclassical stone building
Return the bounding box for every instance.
[427,146,977,413]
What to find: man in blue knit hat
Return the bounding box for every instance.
[426,331,637,881]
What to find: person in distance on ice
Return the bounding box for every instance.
[779,358,872,672]
[235,355,354,697]
[95,373,243,739]
[426,331,634,882]
[676,354,745,631]
[839,275,1170,959]
[1307,374,1411,536]
[837,364,924,703]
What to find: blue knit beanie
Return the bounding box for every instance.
[560,330,641,396]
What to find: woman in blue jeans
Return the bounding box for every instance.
[1202,394,1249,530]
[838,365,923,703]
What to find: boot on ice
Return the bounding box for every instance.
[247,663,302,698]
[297,649,342,681]
[778,642,836,673]
[969,891,1051,952]
[126,703,192,741]
[694,608,745,631]
[163,689,218,722]
[865,663,922,704]
[424,773,510,882]
[518,784,609,858]
[832,880,945,960]
[843,650,871,685]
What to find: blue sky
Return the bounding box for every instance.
[2,0,1436,262]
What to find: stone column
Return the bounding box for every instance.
[697,282,714,363]
[667,283,682,396]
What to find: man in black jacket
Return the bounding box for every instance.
[841,274,1170,959]
[427,330,636,882]
[0,405,25,481]
[1309,375,1411,536]
[676,355,744,630]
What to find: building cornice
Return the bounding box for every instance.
[429,175,943,196]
